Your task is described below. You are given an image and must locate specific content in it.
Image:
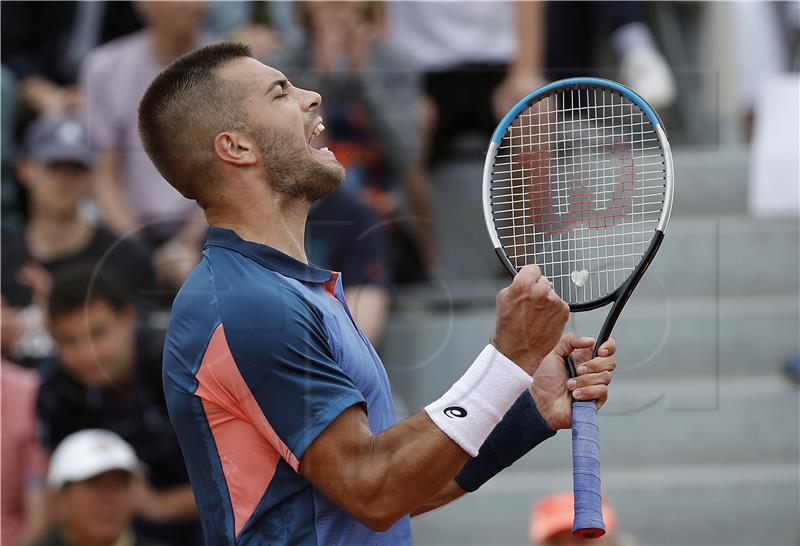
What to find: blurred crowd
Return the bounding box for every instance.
[0,1,725,545]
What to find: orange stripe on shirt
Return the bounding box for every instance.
[195,324,300,536]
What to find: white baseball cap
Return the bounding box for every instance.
[47,429,145,488]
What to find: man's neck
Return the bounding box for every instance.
[206,193,312,264]
[26,214,93,263]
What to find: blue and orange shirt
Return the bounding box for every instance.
[162,227,412,546]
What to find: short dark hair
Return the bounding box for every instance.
[138,42,252,203]
[48,265,131,321]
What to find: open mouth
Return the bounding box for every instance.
[308,120,335,160]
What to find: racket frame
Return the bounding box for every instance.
[482,77,674,539]
[483,78,674,316]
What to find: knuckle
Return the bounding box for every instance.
[532,285,548,300]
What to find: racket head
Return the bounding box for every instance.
[483,78,674,311]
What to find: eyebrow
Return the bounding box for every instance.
[266,78,288,94]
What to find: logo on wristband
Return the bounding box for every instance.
[443,406,468,418]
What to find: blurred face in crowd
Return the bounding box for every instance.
[49,300,136,388]
[216,58,345,202]
[138,0,207,41]
[56,470,134,546]
[17,159,88,220]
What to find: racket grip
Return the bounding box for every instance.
[571,399,606,539]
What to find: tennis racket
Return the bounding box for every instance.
[482,78,674,538]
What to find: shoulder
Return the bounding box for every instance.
[168,248,330,360]
[202,247,333,353]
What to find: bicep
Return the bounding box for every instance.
[298,404,376,496]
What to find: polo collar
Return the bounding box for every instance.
[205,227,332,283]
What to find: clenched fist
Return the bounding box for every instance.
[491,265,569,376]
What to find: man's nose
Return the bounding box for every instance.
[299,88,322,112]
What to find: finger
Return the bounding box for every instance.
[571,384,608,406]
[516,264,542,284]
[597,338,617,357]
[575,356,617,376]
[567,370,612,391]
[570,346,594,366]
[554,332,595,358]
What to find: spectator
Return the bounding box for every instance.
[37,266,199,546]
[529,492,622,546]
[306,187,391,345]
[388,1,547,164]
[2,114,157,309]
[269,1,437,278]
[545,3,676,109]
[34,429,166,546]
[1,2,142,115]
[1,359,48,546]
[1,115,157,365]
[81,1,215,290]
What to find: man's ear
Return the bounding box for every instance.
[213,131,257,167]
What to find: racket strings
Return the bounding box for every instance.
[490,87,667,305]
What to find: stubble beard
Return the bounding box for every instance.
[254,127,346,204]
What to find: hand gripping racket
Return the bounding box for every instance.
[482,78,674,538]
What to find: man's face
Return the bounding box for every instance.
[57,470,134,545]
[17,160,89,220]
[49,300,136,388]
[218,58,346,202]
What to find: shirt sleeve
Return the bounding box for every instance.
[203,283,366,467]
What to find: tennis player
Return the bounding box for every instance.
[139,43,617,546]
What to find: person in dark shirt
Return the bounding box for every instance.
[1,114,157,310]
[36,266,199,546]
[307,187,390,345]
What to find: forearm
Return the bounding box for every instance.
[512,1,545,76]
[92,151,139,234]
[415,389,555,516]
[302,408,470,531]
[302,346,534,530]
[343,285,389,345]
[146,485,198,522]
[172,210,208,247]
[411,479,466,517]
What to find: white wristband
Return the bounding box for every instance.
[425,344,533,457]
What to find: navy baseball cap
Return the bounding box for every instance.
[21,115,94,168]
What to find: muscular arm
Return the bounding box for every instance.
[299,406,470,531]
[298,265,568,532]
[410,480,465,517]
